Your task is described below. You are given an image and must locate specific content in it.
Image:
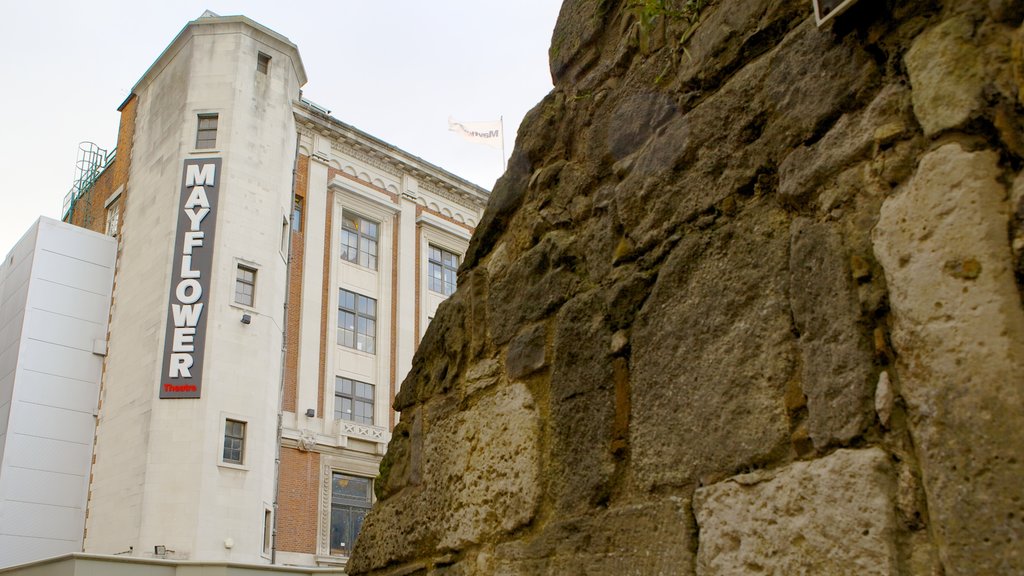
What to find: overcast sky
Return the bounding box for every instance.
[0,1,561,254]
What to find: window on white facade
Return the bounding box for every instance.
[330,473,371,557]
[334,377,374,424]
[257,52,271,74]
[337,289,376,354]
[223,419,245,464]
[428,245,459,296]
[340,212,378,270]
[196,114,218,149]
[105,200,120,237]
[263,508,273,555]
[235,265,256,307]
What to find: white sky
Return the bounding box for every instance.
[0,1,561,254]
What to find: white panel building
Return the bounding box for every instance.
[0,218,116,568]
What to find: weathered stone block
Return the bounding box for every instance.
[486,501,695,576]
[873,143,1024,574]
[632,204,794,488]
[905,16,986,136]
[694,448,897,576]
[506,323,547,379]
[549,292,615,514]
[487,231,581,346]
[789,218,875,448]
[349,383,542,573]
[779,84,911,205]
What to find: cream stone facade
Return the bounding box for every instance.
[275,107,484,567]
[13,10,491,571]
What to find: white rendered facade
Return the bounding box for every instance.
[0,218,116,568]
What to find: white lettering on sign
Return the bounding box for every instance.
[161,159,220,398]
[171,303,203,327]
[186,163,216,187]
[172,327,196,352]
[185,208,210,231]
[184,187,210,210]
[169,353,194,378]
[183,231,204,254]
[175,279,202,304]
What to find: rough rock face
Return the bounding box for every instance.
[350,1,1024,574]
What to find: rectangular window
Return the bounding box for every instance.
[340,212,379,270]
[330,473,371,557]
[257,52,271,74]
[337,289,376,354]
[428,245,459,296]
[105,200,120,237]
[263,508,273,555]
[223,419,245,464]
[292,197,303,232]
[235,265,256,307]
[196,114,218,149]
[334,377,374,424]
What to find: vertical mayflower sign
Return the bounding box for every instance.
[160,158,221,399]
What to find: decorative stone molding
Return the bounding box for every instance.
[339,422,388,443]
[298,429,317,452]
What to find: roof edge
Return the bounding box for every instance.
[129,12,307,98]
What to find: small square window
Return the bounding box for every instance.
[223,419,246,464]
[235,265,256,307]
[257,52,271,74]
[196,114,218,149]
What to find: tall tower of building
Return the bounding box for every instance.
[83,13,306,562]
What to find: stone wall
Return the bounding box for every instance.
[349,0,1024,574]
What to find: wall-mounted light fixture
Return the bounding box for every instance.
[241,313,252,324]
[305,408,315,417]
[154,545,166,556]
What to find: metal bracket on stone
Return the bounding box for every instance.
[813,0,859,26]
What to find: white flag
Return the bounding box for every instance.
[448,116,502,149]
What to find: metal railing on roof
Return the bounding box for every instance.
[62,142,115,222]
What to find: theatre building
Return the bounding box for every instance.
[14,11,489,569]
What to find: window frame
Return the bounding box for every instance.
[292,196,303,232]
[339,211,379,270]
[222,419,246,465]
[105,199,121,237]
[337,289,376,354]
[262,506,273,557]
[329,472,372,558]
[427,245,459,296]
[334,377,374,424]
[196,114,219,149]
[234,265,257,307]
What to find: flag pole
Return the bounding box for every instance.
[500,116,507,172]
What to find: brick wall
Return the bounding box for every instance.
[283,154,309,413]
[276,447,320,553]
[67,94,137,235]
